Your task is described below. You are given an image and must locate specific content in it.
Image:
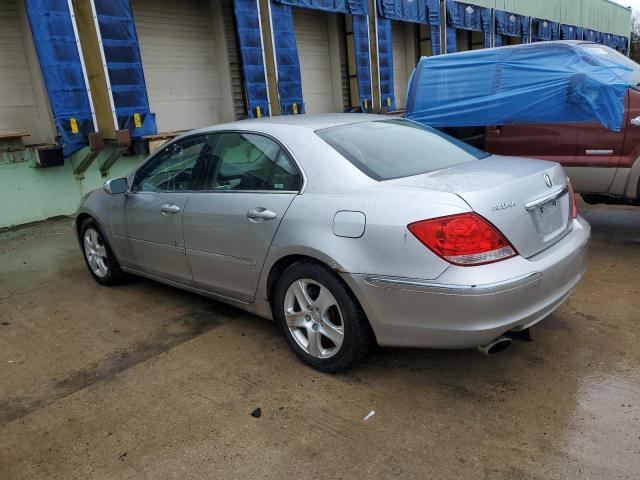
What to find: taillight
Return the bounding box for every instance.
[408,213,517,266]
[568,178,578,219]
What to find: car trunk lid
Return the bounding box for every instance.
[385,155,572,258]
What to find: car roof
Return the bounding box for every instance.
[190,113,388,135]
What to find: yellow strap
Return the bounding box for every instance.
[70,118,78,134]
[292,103,298,114]
[387,97,391,107]
[256,106,262,118]
[133,112,142,128]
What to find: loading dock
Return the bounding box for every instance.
[132,0,239,132]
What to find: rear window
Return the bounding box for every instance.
[316,119,489,181]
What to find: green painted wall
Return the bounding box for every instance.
[0,145,146,229]
[468,0,632,38]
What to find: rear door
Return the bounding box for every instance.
[182,132,302,302]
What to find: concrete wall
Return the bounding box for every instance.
[0,146,145,229]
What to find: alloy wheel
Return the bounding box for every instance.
[283,278,345,359]
[84,228,109,278]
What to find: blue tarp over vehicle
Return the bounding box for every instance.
[405,42,634,132]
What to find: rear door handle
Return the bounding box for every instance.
[247,207,277,221]
[631,116,640,127]
[161,204,181,214]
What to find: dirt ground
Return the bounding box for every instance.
[0,201,639,479]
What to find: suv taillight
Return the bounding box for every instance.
[568,178,578,219]
[408,213,517,266]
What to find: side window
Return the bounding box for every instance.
[207,132,301,191]
[133,135,213,192]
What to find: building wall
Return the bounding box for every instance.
[469,0,631,37]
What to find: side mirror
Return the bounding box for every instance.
[103,177,128,195]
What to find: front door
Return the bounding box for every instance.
[182,132,303,302]
[111,134,215,283]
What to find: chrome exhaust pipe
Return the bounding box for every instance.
[477,336,512,356]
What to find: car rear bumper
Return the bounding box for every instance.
[342,216,591,349]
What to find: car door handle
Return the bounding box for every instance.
[247,208,277,221]
[631,116,640,127]
[160,204,181,214]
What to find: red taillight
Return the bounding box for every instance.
[568,178,578,219]
[408,213,517,266]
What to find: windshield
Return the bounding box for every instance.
[580,43,640,87]
[316,119,490,181]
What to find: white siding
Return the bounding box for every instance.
[293,9,344,114]
[132,0,226,132]
[0,0,49,144]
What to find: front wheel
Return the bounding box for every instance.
[80,219,125,286]
[273,260,375,372]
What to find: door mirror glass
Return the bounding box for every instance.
[103,177,128,195]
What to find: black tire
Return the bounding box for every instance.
[273,260,375,373]
[80,218,126,286]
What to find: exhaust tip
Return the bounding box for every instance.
[477,336,512,356]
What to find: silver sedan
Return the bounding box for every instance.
[76,114,590,372]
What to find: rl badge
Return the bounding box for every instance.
[492,201,517,211]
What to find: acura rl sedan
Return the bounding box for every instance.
[76,114,590,372]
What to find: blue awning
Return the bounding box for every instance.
[274,0,367,15]
[234,0,270,118]
[405,42,632,132]
[26,0,95,156]
[532,18,559,41]
[445,1,491,53]
[376,0,440,25]
[494,10,529,46]
[93,0,156,137]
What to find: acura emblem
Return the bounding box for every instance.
[544,173,553,188]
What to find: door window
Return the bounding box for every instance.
[203,132,302,192]
[133,135,214,192]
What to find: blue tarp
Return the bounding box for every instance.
[405,42,633,132]
[93,0,156,137]
[445,0,491,53]
[26,0,95,156]
[376,0,440,25]
[234,0,270,118]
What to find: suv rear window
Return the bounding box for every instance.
[316,119,490,181]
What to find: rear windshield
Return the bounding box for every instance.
[316,119,489,181]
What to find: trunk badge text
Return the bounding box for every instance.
[544,173,553,188]
[492,201,517,211]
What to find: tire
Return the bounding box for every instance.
[80,218,126,286]
[273,260,375,373]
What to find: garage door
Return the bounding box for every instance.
[392,21,414,110]
[0,0,47,144]
[132,0,229,132]
[293,9,345,114]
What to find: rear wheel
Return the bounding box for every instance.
[273,260,374,372]
[80,219,125,286]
